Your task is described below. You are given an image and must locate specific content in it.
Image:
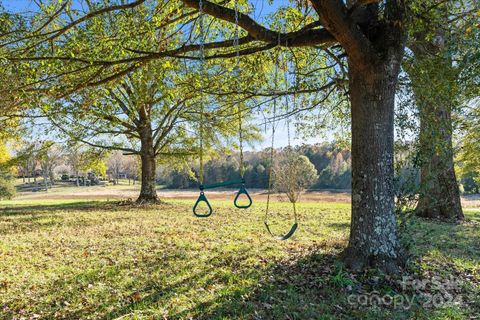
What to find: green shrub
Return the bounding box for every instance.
[0,175,15,200]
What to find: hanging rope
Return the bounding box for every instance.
[231,0,252,209]
[198,0,205,186]
[193,0,251,215]
[233,0,245,179]
[192,0,213,217]
[285,62,292,149]
[293,56,300,223]
[284,51,298,224]
[264,32,279,227]
[264,34,298,240]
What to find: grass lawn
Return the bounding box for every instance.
[0,196,479,319]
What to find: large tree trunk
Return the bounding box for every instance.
[137,125,159,204]
[343,62,401,274]
[415,104,464,220]
[410,57,464,221]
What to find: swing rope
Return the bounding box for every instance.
[234,0,245,180]
[238,106,244,178]
[198,0,205,187]
[283,58,297,224]
[264,33,280,225]
[193,0,251,216]
[263,34,298,240]
[192,0,213,217]
[232,0,252,209]
[284,55,298,225]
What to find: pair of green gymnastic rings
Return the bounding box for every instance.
[192,178,252,217]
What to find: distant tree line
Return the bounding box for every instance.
[160,141,480,194]
[158,143,352,190]
[5,139,478,195]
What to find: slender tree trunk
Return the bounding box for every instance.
[137,125,159,204]
[43,173,48,191]
[41,164,49,191]
[49,169,55,185]
[343,62,401,274]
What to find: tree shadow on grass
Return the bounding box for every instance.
[0,200,177,217]
[166,247,363,320]
[4,231,478,319]
[103,268,215,320]
[97,241,363,320]
[0,202,108,234]
[0,201,169,234]
[168,244,416,320]
[327,222,350,231]
[99,249,263,320]
[169,250,479,319]
[0,201,106,216]
[411,215,480,266]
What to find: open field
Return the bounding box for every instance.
[0,186,479,319]
[13,182,353,203]
[12,182,480,208]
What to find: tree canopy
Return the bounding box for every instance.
[1,0,479,274]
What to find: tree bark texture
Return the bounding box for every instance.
[137,124,159,204]
[344,61,402,274]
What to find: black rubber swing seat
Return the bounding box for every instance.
[193,192,213,217]
[264,221,298,240]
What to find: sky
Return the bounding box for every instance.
[3,0,333,150]
[2,0,287,14]
[2,0,45,12]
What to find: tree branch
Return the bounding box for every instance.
[2,0,147,49]
[181,0,335,47]
[109,90,141,127]
[310,0,379,68]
